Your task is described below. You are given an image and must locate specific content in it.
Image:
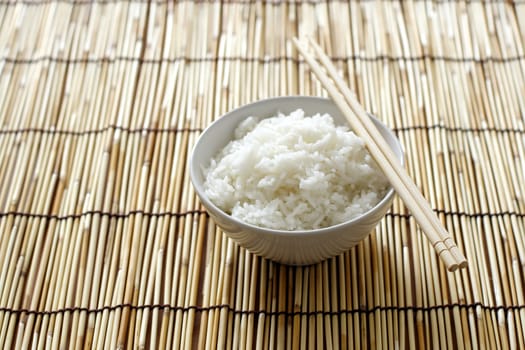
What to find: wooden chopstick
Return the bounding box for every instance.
[293,37,468,271]
[305,38,468,268]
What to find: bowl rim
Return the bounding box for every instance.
[190,96,404,237]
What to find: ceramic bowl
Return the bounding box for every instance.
[190,96,404,265]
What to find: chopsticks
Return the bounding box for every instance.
[293,37,468,272]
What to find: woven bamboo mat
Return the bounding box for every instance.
[0,0,524,348]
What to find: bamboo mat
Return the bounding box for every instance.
[0,0,524,348]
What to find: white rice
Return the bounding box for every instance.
[203,109,389,231]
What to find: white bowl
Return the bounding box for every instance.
[190,96,404,265]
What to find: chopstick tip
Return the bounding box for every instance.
[447,263,460,272]
[444,238,468,270]
[437,247,459,272]
[291,36,306,49]
[457,259,468,269]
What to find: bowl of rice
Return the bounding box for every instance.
[190,96,404,265]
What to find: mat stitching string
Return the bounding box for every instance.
[0,125,523,136]
[0,303,523,317]
[0,0,522,6]
[387,211,525,219]
[0,126,203,136]
[393,125,525,134]
[2,54,525,65]
[1,210,523,221]
[0,210,208,220]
